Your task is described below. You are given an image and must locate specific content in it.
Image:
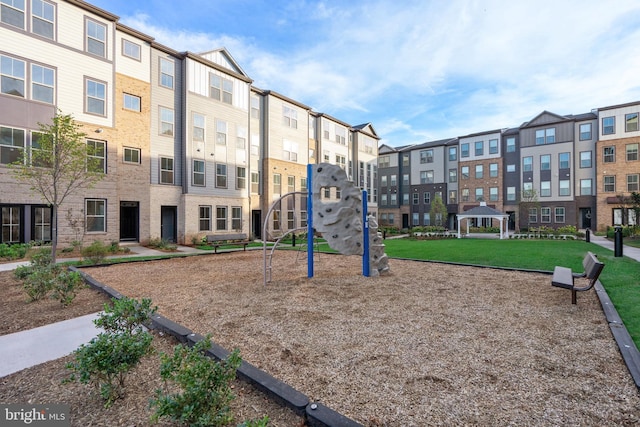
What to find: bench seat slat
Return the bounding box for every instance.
[552,266,574,290]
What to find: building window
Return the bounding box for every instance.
[160,157,173,184]
[86,19,106,57]
[489,139,498,154]
[602,116,615,135]
[380,194,387,205]
[412,192,419,205]
[603,146,615,163]
[250,95,260,119]
[523,182,533,193]
[555,207,565,223]
[402,193,409,205]
[283,140,298,162]
[523,156,532,172]
[390,174,397,186]
[628,174,639,192]
[287,175,295,194]
[474,141,483,156]
[251,172,259,194]
[300,210,307,228]
[0,55,25,98]
[123,147,140,164]
[335,126,346,145]
[32,206,51,241]
[388,193,395,205]
[123,93,140,111]
[627,143,639,161]
[541,207,551,223]
[251,134,259,156]
[449,168,457,183]
[412,213,419,226]
[159,58,174,89]
[507,186,516,201]
[443,146,455,161]
[579,123,591,140]
[283,105,298,129]
[489,187,498,201]
[232,207,242,231]
[540,181,551,197]
[236,125,246,149]
[475,188,483,201]
[381,175,387,187]
[85,199,106,232]
[603,175,615,192]
[1,0,24,28]
[536,128,555,144]
[423,213,430,226]
[122,39,141,60]
[626,113,639,132]
[580,179,591,196]
[540,154,551,171]
[216,206,227,230]
[529,208,537,224]
[31,64,54,104]
[236,167,246,189]
[461,143,469,158]
[273,173,281,194]
[579,151,592,168]
[559,152,570,169]
[423,192,431,204]
[489,163,498,178]
[475,164,483,179]
[272,209,280,230]
[506,137,516,153]
[209,73,233,104]
[86,139,105,173]
[559,180,570,196]
[378,155,390,168]
[192,113,205,141]
[507,164,516,173]
[199,206,211,231]
[420,170,433,184]
[192,159,205,186]
[215,163,227,188]
[420,149,433,163]
[461,188,469,202]
[159,107,174,136]
[461,166,469,179]
[449,190,457,204]
[216,120,227,145]
[85,78,106,116]
[0,126,24,164]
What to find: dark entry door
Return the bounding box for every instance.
[252,210,261,239]
[120,201,139,241]
[402,214,409,229]
[161,206,177,242]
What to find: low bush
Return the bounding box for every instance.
[0,242,30,260]
[81,241,110,264]
[148,237,177,251]
[151,336,245,426]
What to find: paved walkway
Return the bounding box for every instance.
[1,238,638,379]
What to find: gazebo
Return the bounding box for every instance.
[456,202,510,239]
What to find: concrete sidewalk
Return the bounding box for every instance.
[588,234,640,262]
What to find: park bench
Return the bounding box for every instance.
[206,233,251,254]
[551,251,605,305]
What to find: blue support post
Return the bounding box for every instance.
[362,190,370,277]
[307,164,314,278]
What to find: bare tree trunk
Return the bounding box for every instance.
[51,204,58,264]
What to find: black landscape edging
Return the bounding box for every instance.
[71,266,124,300]
[306,402,363,427]
[150,313,193,343]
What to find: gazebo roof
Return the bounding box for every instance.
[458,203,508,218]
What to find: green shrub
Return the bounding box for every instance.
[151,337,242,427]
[66,297,156,407]
[81,240,109,264]
[22,264,58,302]
[50,270,84,307]
[556,225,578,235]
[0,242,30,260]
[148,237,177,251]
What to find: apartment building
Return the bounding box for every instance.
[596,101,640,231]
[377,144,403,227]
[0,0,380,246]
[0,0,119,244]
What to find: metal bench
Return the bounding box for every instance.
[206,233,250,254]
[551,251,605,305]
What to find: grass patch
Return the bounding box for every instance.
[378,238,640,348]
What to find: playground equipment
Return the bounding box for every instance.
[263,163,389,284]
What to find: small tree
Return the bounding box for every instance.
[519,188,539,231]
[12,112,104,263]
[430,193,448,228]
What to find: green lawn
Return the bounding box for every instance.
[379,238,640,348]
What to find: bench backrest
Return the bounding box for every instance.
[584,251,605,283]
[207,233,247,242]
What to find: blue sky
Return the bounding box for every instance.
[90,0,640,147]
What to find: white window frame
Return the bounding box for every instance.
[232,206,242,231]
[85,78,106,116]
[85,198,106,232]
[216,162,227,188]
[123,93,140,111]
[86,139,106,173]
[236,166,246,189]
[86,19,106,57]
[192,159,205,186]
[216,120,227,145]
[1,0,25,29]
[123,147,140,164]
[32,0,55,39]
[159,107,174,137]
[31,63,54,104]
[216,205,227,230]
[159,57,174,89]
[160,157,174,184]
[122,39,141,60]
[199,205,211,231]
[1,55,25,98]
[0,125,25,164]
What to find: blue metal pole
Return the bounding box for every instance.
[362,190,370,277]
[307,163,314,278]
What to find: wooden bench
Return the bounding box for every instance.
[206,233,250,254]
[551,251,605,305]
